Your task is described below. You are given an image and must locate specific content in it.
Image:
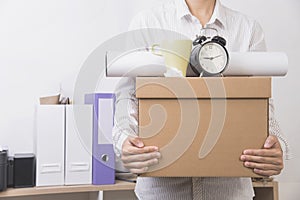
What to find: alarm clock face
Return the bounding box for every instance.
[198,42,228,74]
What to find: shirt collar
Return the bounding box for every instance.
[176,0,226,28]
[175,0,192,19]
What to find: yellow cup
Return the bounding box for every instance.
[152,40,193,76]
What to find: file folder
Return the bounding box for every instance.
[85,93,115,185]
[35,105,65,186]
[65,105,93,185]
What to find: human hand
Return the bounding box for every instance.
[240,135,284,176]
[121,137,161,174]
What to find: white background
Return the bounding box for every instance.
[0,0,299,199]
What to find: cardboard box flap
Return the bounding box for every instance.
[136,77,271,98]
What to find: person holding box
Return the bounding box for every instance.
[112,0,290,199]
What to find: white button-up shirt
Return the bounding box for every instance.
[128,0,266,52]
[112,0,289,199]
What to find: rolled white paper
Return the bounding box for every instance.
[107,51,288,77]
[106,51,166,77]
[224,52,288,76]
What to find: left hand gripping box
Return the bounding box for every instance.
[35,105,65,186]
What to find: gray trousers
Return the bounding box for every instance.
[135,177,254,200]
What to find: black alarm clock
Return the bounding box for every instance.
[190,35,229,77]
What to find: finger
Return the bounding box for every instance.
[264,135,278,149]
[240,155,282,165]
[129,167,149,174]
[253,168,281,177]
[123,158,159,170]
[123,145,159,156]
[243,149,282,158]
[128,137,145,148]
[122,152,161,164]
[244,161,282,171]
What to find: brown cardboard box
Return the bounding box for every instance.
[136,77,271,177]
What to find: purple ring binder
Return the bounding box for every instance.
[85,93,116,185]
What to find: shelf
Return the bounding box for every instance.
[0,180,278,199]
[252,180,278,188]
[253,181,278,200]
[0,180,135,198]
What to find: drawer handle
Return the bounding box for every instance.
[41,163,61,173]
[69,162,90,172]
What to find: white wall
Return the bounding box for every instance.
[0,0,299,199]
[0,0,157,154]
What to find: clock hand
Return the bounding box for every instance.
[212,55,223,59]
[202,57,214,60]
